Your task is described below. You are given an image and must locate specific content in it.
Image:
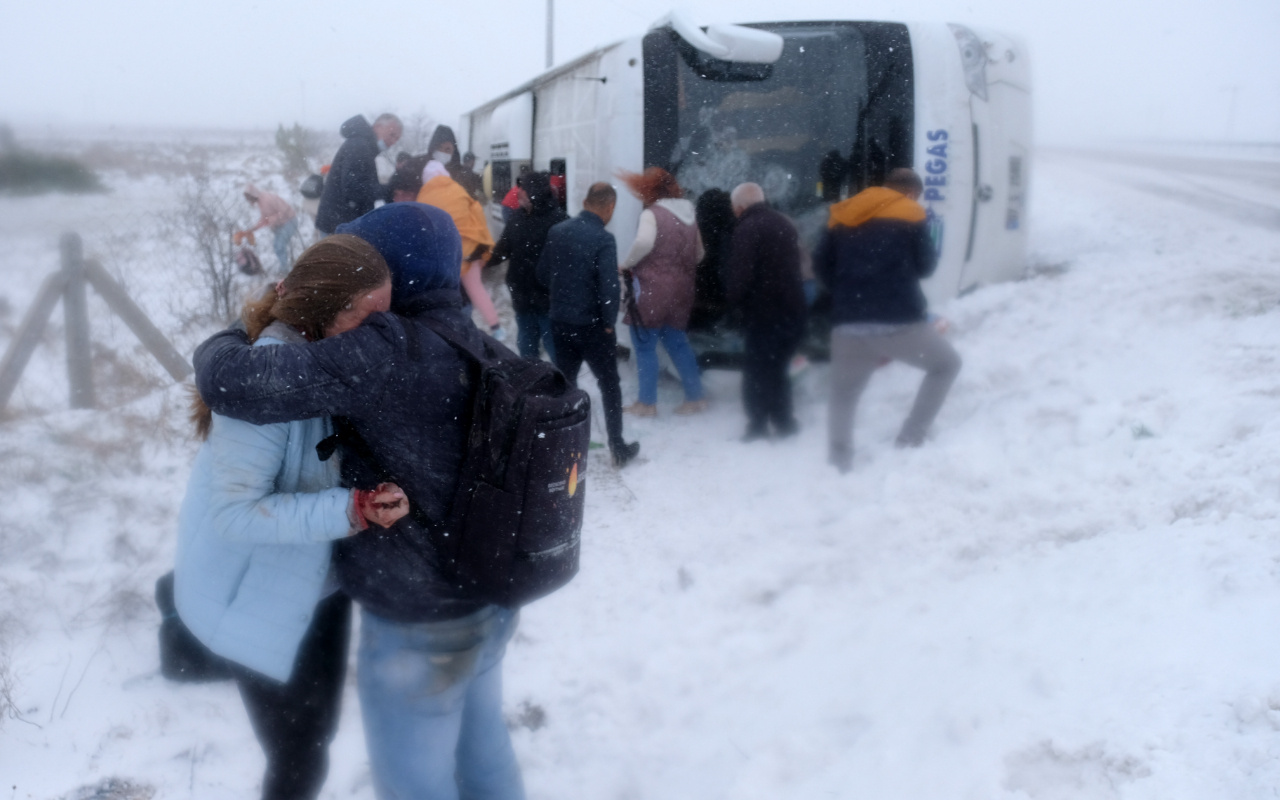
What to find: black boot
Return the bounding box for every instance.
[611,440,640,468]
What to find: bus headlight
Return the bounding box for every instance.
[948,24,988,101]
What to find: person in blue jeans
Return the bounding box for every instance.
[194,203,529,800]
[489,171,567,362]
[618,168,707,417]
[176,234,407,800]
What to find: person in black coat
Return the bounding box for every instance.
[725,182,808,441]
[194,203,526,798]
[536,181,639,467]
[315,114,401,234]
[489,171,568,361]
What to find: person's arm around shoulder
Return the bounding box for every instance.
[194,313,404,425]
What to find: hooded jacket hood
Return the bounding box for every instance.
[336,203,461,311]
[339,115,376,142]
[827,186,926,229]
[518,171,558,215]
[654,197,697,227]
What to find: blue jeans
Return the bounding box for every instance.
[514,310,555,362]
[629,324,704,405]
[272,218,299,273]
[358,606,525,800]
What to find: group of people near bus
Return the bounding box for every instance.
[171,110,962,800]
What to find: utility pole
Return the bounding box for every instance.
[546,0,554,69]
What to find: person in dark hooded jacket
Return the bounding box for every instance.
[194,203,526,800]
[315,114,402,234]
[489,171,568,360]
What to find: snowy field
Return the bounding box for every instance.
[2,140,1280,799]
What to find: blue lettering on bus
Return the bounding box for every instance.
[923,129,949,256]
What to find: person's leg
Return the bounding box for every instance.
[232,591,351,800]
[461,265,500,329]
[455,609,525,800]
[515,311,540,360]
[740,330,770,438]
[582,326,626,449]
[536,313,556,363]
[827,329,880,470]
[765,327,801,434]
[272,218,299,274]
[550,322,585,386]
[357,607,500,800]
[628,325,660,406]
[656,327,704,403]
[873,323,962,446]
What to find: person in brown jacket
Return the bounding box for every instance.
[726,182,808,440]
[618,168,707,417]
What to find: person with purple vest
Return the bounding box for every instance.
[618,168,707,417]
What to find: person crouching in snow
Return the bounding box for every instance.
[417,158,505,340]
[240,185,300,273]
[815,167,962,473]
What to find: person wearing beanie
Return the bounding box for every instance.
[193,203,527,800]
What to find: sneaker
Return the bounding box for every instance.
[829,447,852,474]
[673,399,708,416]
[741,425,769,443]
[774,419,800,438]
[624,402,657,418]
[611,441,641,467]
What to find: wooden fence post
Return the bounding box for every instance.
[0,271,69,410]
[83,259,192,382]
[61,233,95,409]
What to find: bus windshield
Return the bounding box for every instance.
[643,22,914,220]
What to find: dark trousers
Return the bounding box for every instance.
[230,590,351,800]
[742,324,802,434]
[551,321,625,449]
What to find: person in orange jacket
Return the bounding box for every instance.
[416,160,504,339]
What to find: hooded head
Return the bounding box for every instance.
[336,203,461,312]
[516,171,557,214]
[426,125,461,168]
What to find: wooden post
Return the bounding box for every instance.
[61,233,95,409]
[0,271,69,411]
[83,259,192,382]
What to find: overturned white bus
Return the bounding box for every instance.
[463,13,1031,360]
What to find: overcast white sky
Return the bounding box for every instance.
[2,0,1277,144]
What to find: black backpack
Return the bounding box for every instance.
[339,317,591,607]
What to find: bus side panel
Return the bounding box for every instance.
[533,55,608,217]
[962,27,1032,289]
[595,39,645,255]
[908,22,977,309]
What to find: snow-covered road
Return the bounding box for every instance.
[2,146,1280,799]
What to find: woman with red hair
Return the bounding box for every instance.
[618,167,707,416]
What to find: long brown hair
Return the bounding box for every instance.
[617,167,683,207]
[191,234,390,439]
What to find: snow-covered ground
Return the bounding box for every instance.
[2,142,1280,799]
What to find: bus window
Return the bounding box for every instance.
[643,22,913,226]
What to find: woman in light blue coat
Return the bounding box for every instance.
[174,234,406,800]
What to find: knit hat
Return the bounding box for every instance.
[336,203,461,311]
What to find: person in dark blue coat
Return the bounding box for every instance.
[536,181,640,467]
[814,168,962,472]
[194,203,526,800]
[314,114,402,235]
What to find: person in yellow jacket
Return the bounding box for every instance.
[417,160,504,338]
